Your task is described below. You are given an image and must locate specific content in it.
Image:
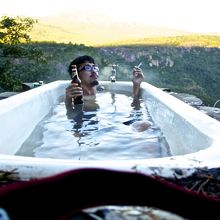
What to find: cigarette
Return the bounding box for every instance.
[137,62,142,68]
[134,62,142,69]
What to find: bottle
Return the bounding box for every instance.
[71,64,83,105]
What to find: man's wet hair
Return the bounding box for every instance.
[68,55,95,77]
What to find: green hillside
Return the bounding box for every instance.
[30,17,220,48]
[2,41,220,106]
[107,35,220,47]
[30,23,84,44]
[97,45,220,105]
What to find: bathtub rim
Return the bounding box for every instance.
[0,80,220,179]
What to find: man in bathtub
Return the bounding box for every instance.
[65,55,150,132]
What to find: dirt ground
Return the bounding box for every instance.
[163,167,220,198]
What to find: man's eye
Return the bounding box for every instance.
[85,66,92,71]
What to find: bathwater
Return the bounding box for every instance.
[16,91,171,160]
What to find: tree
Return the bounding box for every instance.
[0,16,37,45]
[0,16,45,91]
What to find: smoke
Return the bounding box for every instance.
[98,60,162,83]
[99,66,111,80]
[99,64,134,81]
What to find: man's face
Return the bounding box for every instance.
[78,61,99,87]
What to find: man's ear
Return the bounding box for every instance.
[78,72,82,80]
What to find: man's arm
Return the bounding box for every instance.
[131,66,144,108]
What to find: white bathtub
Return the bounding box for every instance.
[0,80,220,180]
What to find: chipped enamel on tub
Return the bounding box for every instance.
[0,80,220,180]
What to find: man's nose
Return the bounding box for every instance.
[91,70,99,77]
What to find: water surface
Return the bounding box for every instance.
[17,91,171,160]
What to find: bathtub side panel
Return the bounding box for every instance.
[0,81,68,154]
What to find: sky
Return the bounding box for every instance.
[0,0,220,34]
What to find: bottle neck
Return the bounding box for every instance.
[71,65,81,84]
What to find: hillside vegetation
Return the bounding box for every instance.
[1,41,220,106]
[97,44,220,105]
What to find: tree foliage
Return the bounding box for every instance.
[0,16,45,91]
[0,16,37,45]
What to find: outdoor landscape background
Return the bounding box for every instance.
[0,0,220,106]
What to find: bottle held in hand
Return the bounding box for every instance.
[71,65,83,104]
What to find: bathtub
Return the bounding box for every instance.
[0,80,220,180]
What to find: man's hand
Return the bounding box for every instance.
[66,83,83,99]
[132,67,144,86]
[65,83,83,109]
[131,66,144,108]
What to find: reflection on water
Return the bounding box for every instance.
[17,92,171,160]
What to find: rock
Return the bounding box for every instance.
[22,83,36,91]
[198,106,220,122]
[170,92,203,107]
[0,92,19,100]
[22,82,44,91]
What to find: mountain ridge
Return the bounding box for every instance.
[30,12,194,46]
